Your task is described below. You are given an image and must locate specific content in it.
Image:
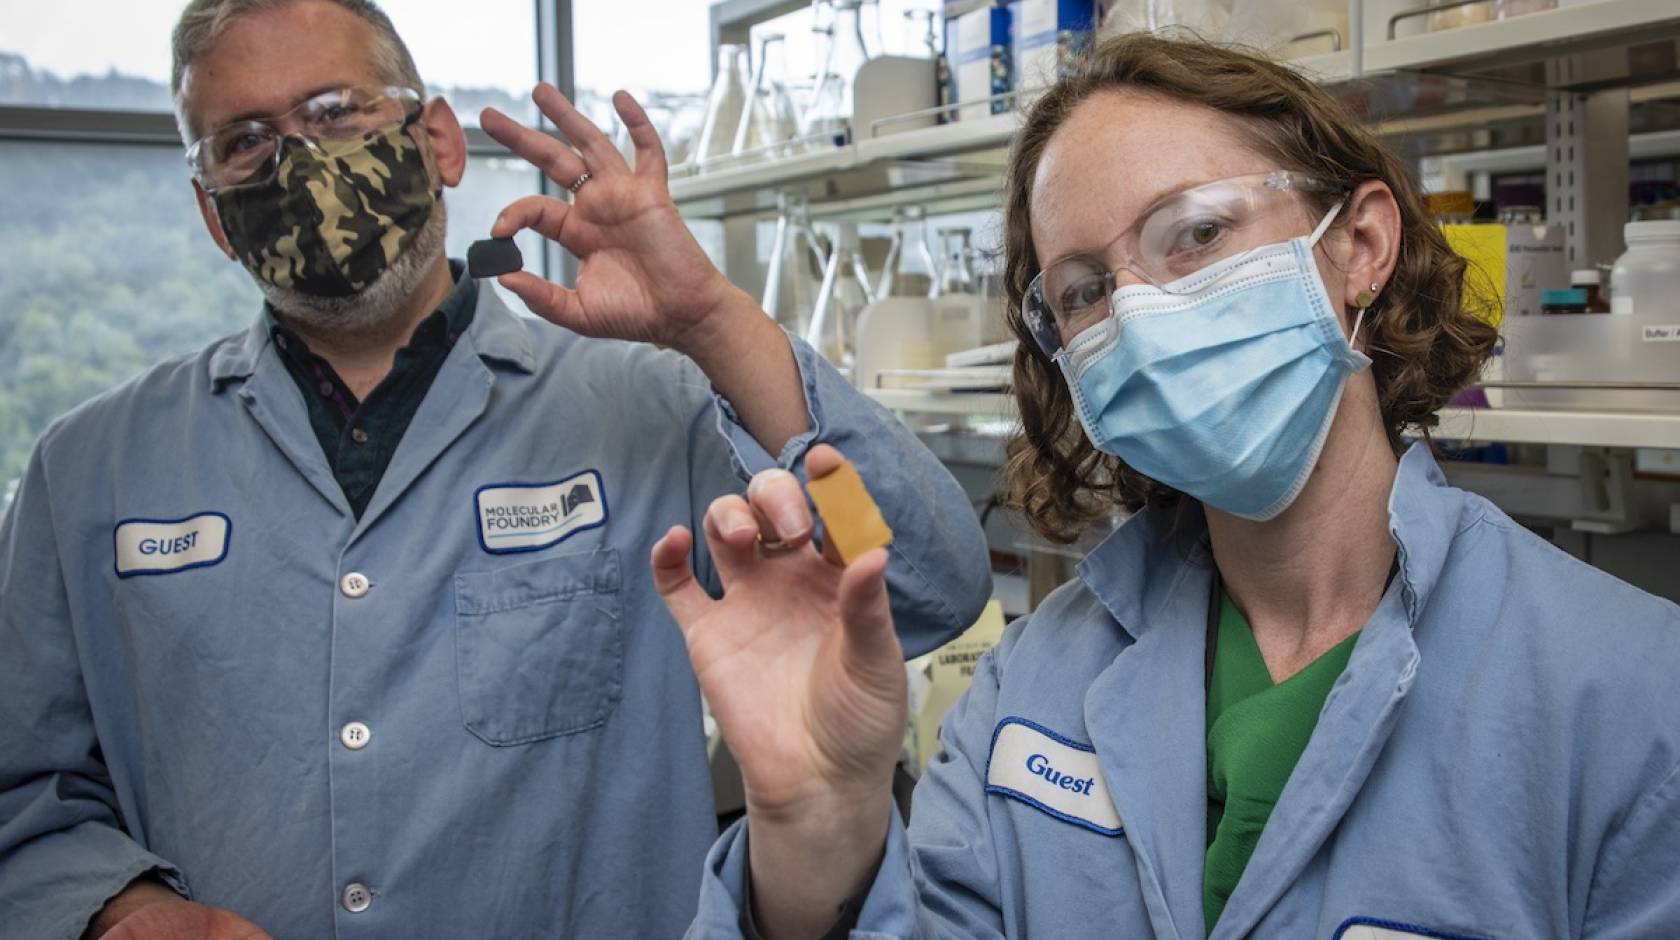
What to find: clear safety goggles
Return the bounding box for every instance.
[186,84,423,190]
[1023,171,1345,355]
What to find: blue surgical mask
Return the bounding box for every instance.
[1055,204,1370,521]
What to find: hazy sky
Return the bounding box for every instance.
[0,0,935,100]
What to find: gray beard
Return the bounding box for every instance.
[259,197,450,335]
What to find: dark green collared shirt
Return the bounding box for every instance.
[268,260,478,518]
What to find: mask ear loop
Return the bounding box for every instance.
[1349,281,1380,350]
[1306,198,1345,248]
[1304,198,1367,349]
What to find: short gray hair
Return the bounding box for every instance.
[171,0,426,142]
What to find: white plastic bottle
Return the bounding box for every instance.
[1610,220,1680,361]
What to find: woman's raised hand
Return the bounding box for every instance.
[651,444,906,937]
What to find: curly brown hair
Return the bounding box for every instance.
[999,32,1499,543]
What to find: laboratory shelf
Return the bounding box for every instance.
[672,0,1680,220]
[670,52,1349,219]
[864,388,1014,418]
[863,388,1680,450]
[1364,0,1680,79]
[1434,407,1680,449]
[668,145,858,213]
[852,110,1019,166]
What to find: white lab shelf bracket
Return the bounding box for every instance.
[1545,57,1631,270]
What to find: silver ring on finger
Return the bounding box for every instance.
[568,171,592,194]
[755,534,797,558]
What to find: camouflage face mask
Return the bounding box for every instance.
[213,115,437,298]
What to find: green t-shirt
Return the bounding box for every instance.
[1203,592,1359,934]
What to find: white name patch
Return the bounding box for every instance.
[114,513,231,578]
[475,471,608,554]
[1335,919,1486,940]
[985,717,1122,836]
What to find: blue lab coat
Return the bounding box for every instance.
[693,445,1680,939]
[0,284,991,939]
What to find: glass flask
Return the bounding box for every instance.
[876,205,940,301]
[860,0,886,57]
[800,0,872,147]
[762,192,829,337]
[972,244,1004,302]
[904,9,940,57]
[694,44,749,165]
[808,225,875,367]
[734,33,795,155]
[660,93,709,166]
[938,228,976,295]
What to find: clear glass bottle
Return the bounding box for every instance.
[971,245,1004,302]
[860,0,886,58]
[808,0,836,85]
[938,228,976,295]
[904,9,939,57]
[734,33,794,155]
[808,226,873,367]
[800,0,871,146]
[876,206,940,301]
[763,192,829,337]
[695,44,749,165]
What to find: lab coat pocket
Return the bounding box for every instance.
[454,547,624,745]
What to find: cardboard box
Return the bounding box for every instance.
[946,1,1013,121]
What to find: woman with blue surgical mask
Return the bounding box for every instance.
[654,33,1680,940]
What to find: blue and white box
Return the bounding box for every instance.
[1012,0,1097,98]
[945,1,1013,121]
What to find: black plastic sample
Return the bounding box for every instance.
[467,237,523,278]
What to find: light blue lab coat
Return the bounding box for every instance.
[0,282,991,940]
[693,444,1680,939]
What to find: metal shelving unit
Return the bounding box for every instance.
[859,385,1680,450]
[1365,0,1680,78]
[686,0,1680,452]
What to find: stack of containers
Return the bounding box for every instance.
[1504,221,1680,411]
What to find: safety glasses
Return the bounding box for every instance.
[187,84,423,190]
[1023,171,1345,355]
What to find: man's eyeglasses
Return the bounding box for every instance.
[186,85,423,190]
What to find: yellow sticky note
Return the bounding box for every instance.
[805,459,894,564]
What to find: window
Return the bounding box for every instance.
[0,144,543,493]
[0,0,539,126]
[0,142,258,485]
[448,155,547,305]
[0,1,552,504]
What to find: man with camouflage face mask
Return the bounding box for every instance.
[0,1,992,938]
[209,87,440,303]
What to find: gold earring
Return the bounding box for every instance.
[1354,282,1380,309]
